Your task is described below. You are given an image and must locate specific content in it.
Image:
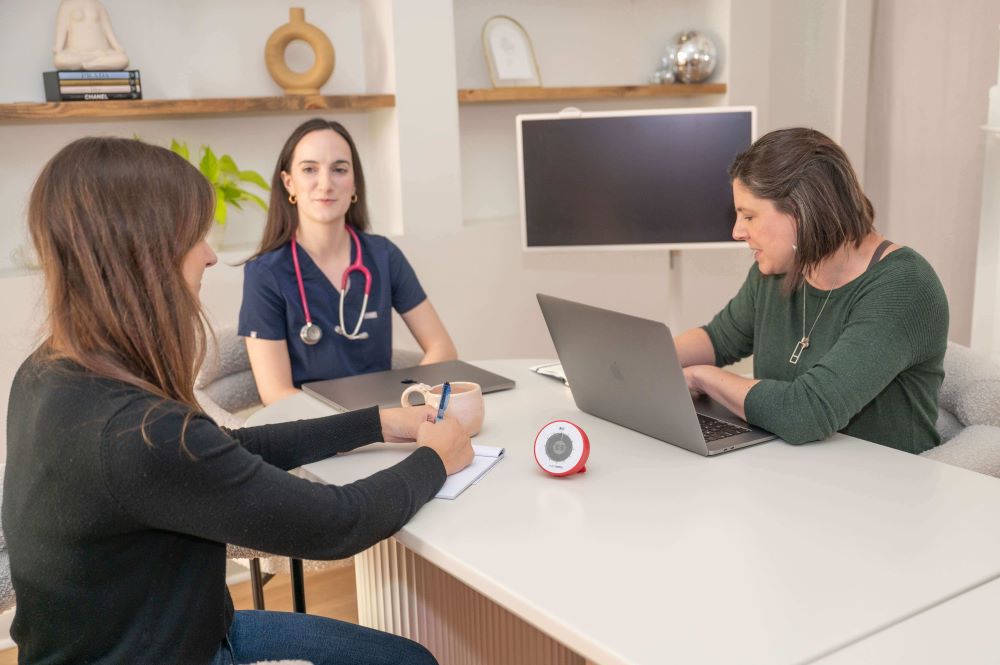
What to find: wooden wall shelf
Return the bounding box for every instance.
[0,94,395,122]
[458,83,727,104]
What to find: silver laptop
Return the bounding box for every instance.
[302,359,516,412]
[537,294,775,456]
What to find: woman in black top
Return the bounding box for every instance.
[2,137,472,664]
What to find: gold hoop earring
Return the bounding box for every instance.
[350,193,358,204]
[288,193,297,205]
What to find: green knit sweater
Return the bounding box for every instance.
[703,247,948,453]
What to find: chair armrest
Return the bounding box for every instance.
[921,425,1000,478]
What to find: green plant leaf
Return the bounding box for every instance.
[220,181,243,202]
[170,139,190,162]
[240,190,269,211]
[239,169,270,191]
[172,141,270,225]
[200,146,220,184]
[219,154,239,175]
[214,192,228,225]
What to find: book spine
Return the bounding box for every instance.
[43,72,60,102]
[59,84,141,94]
[51,70,140,80]
[55,92,143,101]
[59,78,140,89]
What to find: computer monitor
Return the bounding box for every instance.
[516,106,756,251]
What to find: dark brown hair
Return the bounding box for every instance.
[729,127,874,292]
[250,118,370,260]
[28,137,214,413]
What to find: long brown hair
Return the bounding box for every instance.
[28,137,215,412]
[250,118,370,260]
[728,127,874,292]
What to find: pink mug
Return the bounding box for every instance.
[400,381,485,437]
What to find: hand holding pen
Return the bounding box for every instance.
[422,381,472,474]
[435,381,452,423]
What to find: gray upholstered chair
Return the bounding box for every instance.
[922,342,1000,478]
[196,327,263,429]
[199,327,423,610]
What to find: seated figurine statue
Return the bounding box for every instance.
[52,0,129,71]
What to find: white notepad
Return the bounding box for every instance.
[300,443,505,501]
[530,361,569,386]
[437,445,505,500]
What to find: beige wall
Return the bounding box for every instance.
[865,0,1000,344]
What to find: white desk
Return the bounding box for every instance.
[815,576,1000,663]
[247,360,1000,665]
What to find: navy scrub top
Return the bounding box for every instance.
[238,232,427,387]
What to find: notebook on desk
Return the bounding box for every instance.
[536,293,775,456]
[302,360,516,412]
[301,443,505,500]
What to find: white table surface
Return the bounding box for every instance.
[247,360,1000,665]
[815,576,1000,663]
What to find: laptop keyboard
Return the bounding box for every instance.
[697,413,752,442]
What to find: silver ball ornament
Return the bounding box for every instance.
[671,31,717,84]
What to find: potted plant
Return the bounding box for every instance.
[170,140,270,247]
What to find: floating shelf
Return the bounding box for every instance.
[457,83,726,104]
[0,94,395,122]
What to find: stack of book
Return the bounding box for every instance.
[42,70,142,102]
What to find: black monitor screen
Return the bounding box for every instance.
[519,108,753,248]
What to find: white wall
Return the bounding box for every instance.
[865,0,1000,345]
[0,0,871,463]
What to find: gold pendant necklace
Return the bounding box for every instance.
[789,282,835,365]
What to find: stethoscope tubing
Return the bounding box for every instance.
[291,225,372,344]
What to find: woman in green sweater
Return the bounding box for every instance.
[676,128,948,453]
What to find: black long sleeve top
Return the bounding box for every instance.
[2,355,446,664]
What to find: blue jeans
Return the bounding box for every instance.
[211,610,438,665]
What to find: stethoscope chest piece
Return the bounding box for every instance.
[300,321,323,345]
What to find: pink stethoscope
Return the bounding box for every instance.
[290,224,371,345]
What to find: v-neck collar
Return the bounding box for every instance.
[292,235,361,297]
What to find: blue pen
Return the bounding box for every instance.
[435,382,452,422]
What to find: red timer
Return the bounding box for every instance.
[533,420,589,477]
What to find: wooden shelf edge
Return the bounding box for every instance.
[0,94,395,121]
[458,83,727,104]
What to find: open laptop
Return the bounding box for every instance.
[537,294,775,456]
[302,359,516,412]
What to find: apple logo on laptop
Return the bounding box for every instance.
[610,361,625,381]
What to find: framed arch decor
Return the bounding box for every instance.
[482,16,541,88]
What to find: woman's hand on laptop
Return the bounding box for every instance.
[683,365,757,421]
[683,366,707,398]
[380,405,435,442]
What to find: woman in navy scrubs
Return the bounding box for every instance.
[240,119,457,404]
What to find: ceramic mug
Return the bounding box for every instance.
[400,381,485,437]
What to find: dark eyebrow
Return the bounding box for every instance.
[296,159,352,166]
[735,206,755,213]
